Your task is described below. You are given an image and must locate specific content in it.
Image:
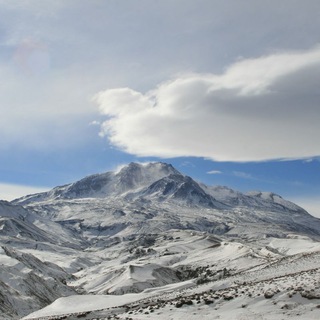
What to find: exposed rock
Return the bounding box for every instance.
[264,290,275,299]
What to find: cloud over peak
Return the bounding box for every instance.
[95,47,320,162]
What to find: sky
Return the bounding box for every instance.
[0,0,320,217]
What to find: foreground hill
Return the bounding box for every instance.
[0,162,319,319]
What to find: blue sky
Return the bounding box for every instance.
[0,1,320,217]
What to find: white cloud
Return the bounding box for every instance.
[95,46,320,162]
[0,56,105,150]
[207,170,222,175]
[0,182,49,201]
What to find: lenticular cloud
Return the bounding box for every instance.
[95,47,320,162]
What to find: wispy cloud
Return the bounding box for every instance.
[207,170,222,175]
[302,157,320,163]
[96,46,320,162]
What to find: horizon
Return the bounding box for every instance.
[0,1,319,218]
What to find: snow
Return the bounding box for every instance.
[269,235,320,255]
[22,294,140,318]
[22,280,196,319]
[0,247,20,267]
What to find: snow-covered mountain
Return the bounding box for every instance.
[1,162,320,319]
[16,162,179,203]
[15,162,308,213]
[13,162,319,239]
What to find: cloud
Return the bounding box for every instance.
[0,182,49,201]
[207,170,222,175]
[0,52,106,151]
[95,46,320,162]
[0,0,68,16]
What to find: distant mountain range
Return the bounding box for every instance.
[1,162,320,319]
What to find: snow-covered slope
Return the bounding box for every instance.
[134,173,226,208]
[203,186,307,214]
[1,162,320,319]
[0,244,77,319]
[23,235,320,320]
[0,201,86,318]
[0,200,84,248]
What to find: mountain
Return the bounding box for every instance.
[16,162,179,203]
[14,162,308,214]
[13,162,319,239]
[2,162,320,319]
[202,185,307,214]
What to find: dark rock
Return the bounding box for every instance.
[264,290,275,299]
[204,299,214,305]
[223,294,234,301]
[175,301,184,308]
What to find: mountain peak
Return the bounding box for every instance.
[117,162,178,176]
[113,162,180,192]
[14,162,181,203]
